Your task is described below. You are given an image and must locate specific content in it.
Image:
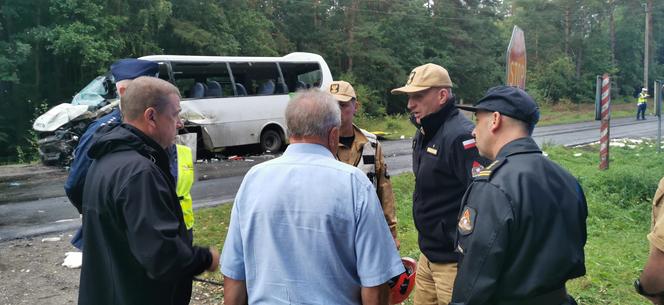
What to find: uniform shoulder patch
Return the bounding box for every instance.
[475,159,507,181]
[359,128,378,144]
[458,206,476,235]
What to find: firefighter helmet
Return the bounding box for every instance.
[388,257,417,304]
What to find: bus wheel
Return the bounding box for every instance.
[260,129,282,153]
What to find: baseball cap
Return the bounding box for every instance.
[328,80,356,102]
[456,85,540,125]
[391,63,453,94]
[111,58,159,82]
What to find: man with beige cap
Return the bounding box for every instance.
[391,63,487,305]
[327,80,399,248]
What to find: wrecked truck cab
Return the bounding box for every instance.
[33,74,117,166]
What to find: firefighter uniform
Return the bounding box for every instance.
[453,86,587,305]
[328,80,398,241]
[392,63,488,305]
[336,124,397,238]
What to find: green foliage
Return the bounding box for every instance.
[338,72,385,117]
[532,56,578,102]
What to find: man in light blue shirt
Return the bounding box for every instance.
[221,89,404,304]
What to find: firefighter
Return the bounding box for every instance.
[391,63,488,304]
[327,80,399,248]
[452,85,587,305]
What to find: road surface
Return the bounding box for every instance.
[1,116,661,240]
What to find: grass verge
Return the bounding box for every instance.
[192,139,663,304]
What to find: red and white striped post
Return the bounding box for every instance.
[599,74,611,170]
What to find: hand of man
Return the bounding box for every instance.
[207,247,220,272]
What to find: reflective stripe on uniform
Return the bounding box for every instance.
[358,129,378,187]
[176,144,195,230]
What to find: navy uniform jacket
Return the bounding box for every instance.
[451,137,587,305]
[65,108,122,213]
[412,99,488,263]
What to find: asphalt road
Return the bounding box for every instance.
[1,116,662,240]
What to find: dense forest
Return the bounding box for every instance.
[1,0,663,163]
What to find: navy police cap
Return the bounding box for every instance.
[110,58,159,82]
[456,85,540,125]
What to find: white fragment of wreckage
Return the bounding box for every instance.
[542,151,549,157]
[573,153,582,157]
[62,252,82,269]
[41,237,61,242]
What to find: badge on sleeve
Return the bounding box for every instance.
[458,207,476,235]
[462,139,476,150]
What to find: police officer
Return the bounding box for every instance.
[391,63,487,304]
[327,80,399,248]
[637,88,649,120]
[452,85,587,305]
[635,178,664,304]
[65,58,196,248]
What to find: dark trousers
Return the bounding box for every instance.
[637,103,647,120]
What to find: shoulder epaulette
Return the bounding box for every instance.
[359,128,378,146]
[475,159,507,181]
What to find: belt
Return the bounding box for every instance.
[495,288,568,305]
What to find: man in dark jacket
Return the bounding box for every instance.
[391,63,487,304]
[78,77,219,305]
[452,86,587,305]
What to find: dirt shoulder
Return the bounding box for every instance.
[0,231,224,305]
[0,232,80,305]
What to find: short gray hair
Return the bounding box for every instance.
[286,89,341,138]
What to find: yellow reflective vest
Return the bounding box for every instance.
[638,92,648,105]
[176,144,195,230]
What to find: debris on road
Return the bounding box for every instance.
[41,237,61,242]
[62,252,82,269]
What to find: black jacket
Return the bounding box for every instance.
[78,123,212,305]
[412,99,487,263]
[452,137,587,305]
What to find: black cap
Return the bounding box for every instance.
[110,58,159,82]
[456,85,540,125]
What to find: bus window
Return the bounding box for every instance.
[228,62,285,96]
[278,62,322,91]
[171,62,232,99]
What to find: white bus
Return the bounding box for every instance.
[33,52,330,165]
[140,52,333,156]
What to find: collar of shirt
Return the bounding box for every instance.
[419,95,457,137]
[495,136,542,159]
[284,143,335,159]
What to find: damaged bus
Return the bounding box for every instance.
[33,52,332,165]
